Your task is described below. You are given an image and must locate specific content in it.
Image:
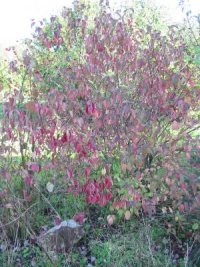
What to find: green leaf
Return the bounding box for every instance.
[117,209,124,218]
[70,153,77,159]
[146,192,153,197]
[192,223,199,230]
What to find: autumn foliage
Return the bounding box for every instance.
[1,2,200,220]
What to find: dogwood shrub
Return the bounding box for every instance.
[1,2,200,218]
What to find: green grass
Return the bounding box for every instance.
[0,154,200,267]
[0,218,192,267]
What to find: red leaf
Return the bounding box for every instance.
[73,212,85,224]
[105,192,113,201]
[29,163,41,172]
[98,195,107,206]
[172,121,179,130]
[25,101,38,113]
[104,176,112,189]
[178,204,185,213]
[24,175,33,186]
[67,169,73,179]
[55,217,62,225]
[61,132,68,143]
[85,167,91,178]
[89,195,97,204]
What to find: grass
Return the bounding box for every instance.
[0,216,193,267]
[1,188,199,267]
[0,154,200,267]
[90,230,174,267]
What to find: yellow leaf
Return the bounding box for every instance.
[125,210,131,220]
[101,168,106,175]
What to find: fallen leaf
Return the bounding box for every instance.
[124,210,131,220]
[107,214,116,225]
[46,182,54,193]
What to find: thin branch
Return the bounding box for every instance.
[0,202,38,228]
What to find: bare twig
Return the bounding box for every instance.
[0,202,38,228]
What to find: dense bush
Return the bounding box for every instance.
[1,1,200,227]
